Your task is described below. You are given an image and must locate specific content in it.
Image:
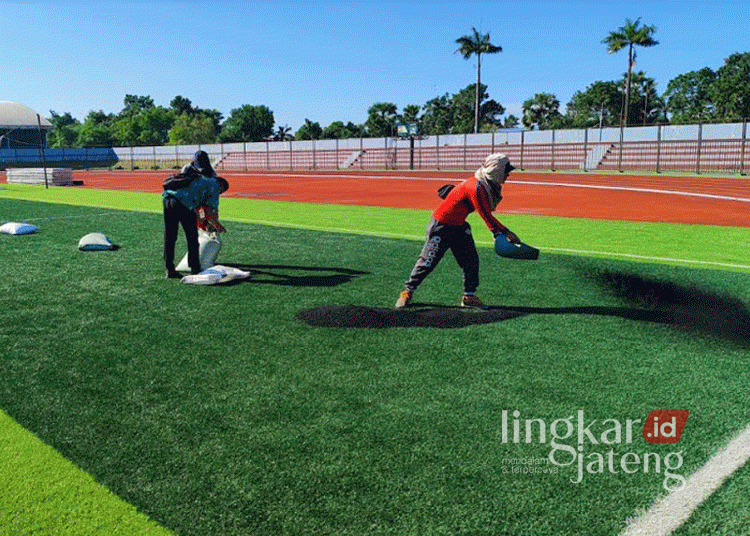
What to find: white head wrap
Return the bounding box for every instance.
[474,153,513,208]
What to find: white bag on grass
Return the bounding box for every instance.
[0,222,39,235]
[181,265,250,285]
[176,229,222,272]
[78,232,117,250]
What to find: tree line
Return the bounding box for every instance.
[523,51,750,131]
[46,21,750,148]
[44,84,509,148]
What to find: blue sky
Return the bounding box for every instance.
[3,0,748,131]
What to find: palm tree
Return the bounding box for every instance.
[455,28,502,133]
[522,93,562,130]
[602,18,658,128]
[274,125,291,141]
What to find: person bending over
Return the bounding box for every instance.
[395,153,518,309]
[163,164,229,278]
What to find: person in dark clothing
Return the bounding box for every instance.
[182,150,217,178]
[162,157,228,278]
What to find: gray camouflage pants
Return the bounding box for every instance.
[404,219,480,293]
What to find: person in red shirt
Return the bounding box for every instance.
[396,153,519,309]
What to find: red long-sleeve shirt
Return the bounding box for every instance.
[432,177,506,234]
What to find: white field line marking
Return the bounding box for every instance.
[235,172,449,181]
[511,180,750,203]
[619,424,750,536]
[232,172,750,203]
[229,218,426,241]
[542,247,750,270]
[7,202,747,270]
[11,211,131,222]
[229,219,750,271]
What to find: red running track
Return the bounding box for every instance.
[5,169,750,227]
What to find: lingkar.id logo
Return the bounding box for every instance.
[501,410,689,490]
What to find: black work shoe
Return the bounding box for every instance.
[166,270,182,279]
[461,294,488,309]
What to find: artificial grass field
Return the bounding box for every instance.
[3,183,750,272]
[1,188,750,535]
[0,409,173,535]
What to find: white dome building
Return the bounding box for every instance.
[0,101,53,149]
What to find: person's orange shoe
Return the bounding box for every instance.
[395,290,414,309]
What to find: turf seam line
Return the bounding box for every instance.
[619,424,750,536]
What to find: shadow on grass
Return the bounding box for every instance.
[224,264,369,287]
[297,271,750,347]
[592,269,750,346]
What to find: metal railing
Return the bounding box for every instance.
[2,120,748,175]
[113,121,748,175]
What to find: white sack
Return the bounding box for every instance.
[176,229,222,272]
[0,222,39,235]
[78,232,116,250]
[181,265,250,285]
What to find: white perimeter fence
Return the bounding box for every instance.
[1,121,748,175]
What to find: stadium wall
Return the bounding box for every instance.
[0,121,747,174]
[110,122,748,175]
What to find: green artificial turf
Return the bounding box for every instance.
[2,183,749,273]
[672,463,750,535]
[0,409,173,535]
[1,197,750,535]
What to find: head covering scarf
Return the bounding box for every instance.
[474,153,515,208]
[191,150,216,178]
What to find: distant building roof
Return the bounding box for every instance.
[0,101,53,129]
